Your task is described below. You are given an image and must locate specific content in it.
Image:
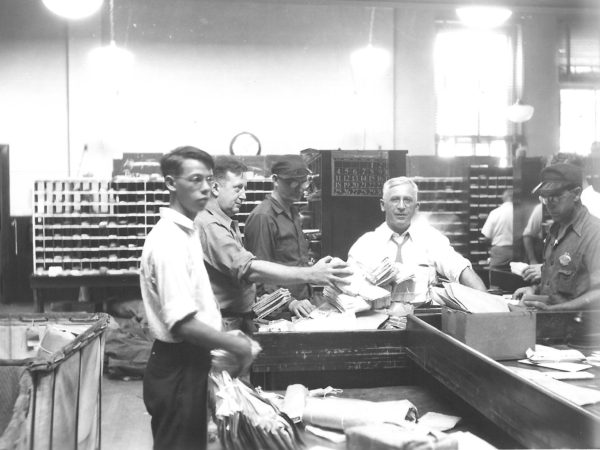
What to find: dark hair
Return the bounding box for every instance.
[213,156,247,181]
[160,146,214,178]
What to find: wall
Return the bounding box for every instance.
[0,0,588,215]
[521,13,560,157]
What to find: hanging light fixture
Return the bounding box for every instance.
[456,6,512,29]
[42,0,104,20]
[350,8,391,78]
[507,99,534,123]
[88,0,133,89]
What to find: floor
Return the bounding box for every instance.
[102,378,153,449]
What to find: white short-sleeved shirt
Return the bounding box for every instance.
[581,186,600,219]
[481,201,513,247]
[523,203,543,239]
[140,207,222,342]
[348,219,471,283]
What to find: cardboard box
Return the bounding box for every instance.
[441,307,536,360]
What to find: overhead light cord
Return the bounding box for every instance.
[368,7,375,46]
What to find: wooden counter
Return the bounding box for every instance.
[251,309,600,448]
[406,313,600,448]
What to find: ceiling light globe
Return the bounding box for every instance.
[507,102,534,123]
[42,0,104,20]
[350,45,391,77]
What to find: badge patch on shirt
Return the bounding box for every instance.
[559,252,571,266]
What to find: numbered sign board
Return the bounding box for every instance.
[331,151,389,197]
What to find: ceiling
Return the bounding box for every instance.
[221,0,600,13]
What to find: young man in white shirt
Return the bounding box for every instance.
[348,177,486,295]
[481,189,513,269]
[140,146,255,450]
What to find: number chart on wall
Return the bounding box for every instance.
[331,151,389,197]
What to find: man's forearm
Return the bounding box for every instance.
[173,316,245,353]
[247,260,310,285]
[548,288,600,311]
[523,236,539,264]
[459,267,487,292]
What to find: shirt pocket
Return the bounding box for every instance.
[555,253,580,296]
[274,232,298,263]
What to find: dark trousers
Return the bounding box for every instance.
[143,340,212,450]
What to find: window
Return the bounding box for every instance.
[558,20,600,83]
[434,27,513,158]
[560,88,600,154]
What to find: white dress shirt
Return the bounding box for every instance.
[140,207,222,343]
[348,217,471,283]
[523,203,543,239]
[581,185,600,219]
[481,201,513,247]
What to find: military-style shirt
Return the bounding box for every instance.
[244,194,310,300]
[539,205,600,304]
[196,202,256,314]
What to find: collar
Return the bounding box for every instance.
[205,200,233,228]
[267,194,296,217]
[549,203,587,240]
[376,221,413,242]
[160,207,195,232]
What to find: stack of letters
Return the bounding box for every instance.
[365,258,398,286]
[253,288,292,320]
[429,282,509,313]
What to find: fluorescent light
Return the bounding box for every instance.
[42,0,104,20]
[456,6,512,29]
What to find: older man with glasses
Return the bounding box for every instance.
[348,176,486,306]
[514,163,600,310]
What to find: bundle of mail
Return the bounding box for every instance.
[261,383,495,450]
[208,371,302,450]
[517,344,593,376]
[429,282,509,313]
[252,288,292,320]
[365,258,399,286]
[328,273,392,311]
[211,330,262,376]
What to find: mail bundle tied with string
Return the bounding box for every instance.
[433,282,536,360]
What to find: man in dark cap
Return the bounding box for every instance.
[513,163,600,310]
[244,155,316,317]
[196,156,352,331]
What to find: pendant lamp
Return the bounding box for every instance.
[42,0,104,20]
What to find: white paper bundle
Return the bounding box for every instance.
[211,331,262,376]
[431,283,509,313]
[302,397,418,431]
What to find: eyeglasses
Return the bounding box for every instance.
[539,189,571,205]
[279,177,309,188]
[388,197,415,207]
[175,174,214,186]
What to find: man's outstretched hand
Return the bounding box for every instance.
[308,256,353,287]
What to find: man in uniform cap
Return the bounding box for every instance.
[514,163,600,310]
[244,156,316,317]
[196,156,351,331]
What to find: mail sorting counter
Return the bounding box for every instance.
[251,310,600,449]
